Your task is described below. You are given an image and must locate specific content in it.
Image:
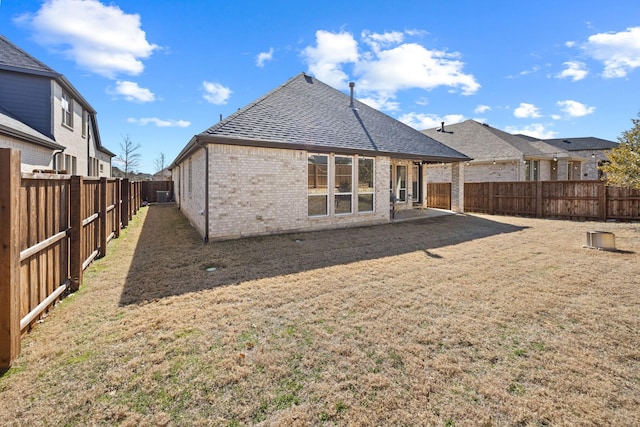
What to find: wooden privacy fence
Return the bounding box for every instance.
[0,148,144,370]
[426,182,452,210]
[141,180,174,203]
[464,181,640,221]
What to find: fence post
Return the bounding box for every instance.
[114,179,121,237]
[99,177,107,258]
[536,181,543,218]
[598,182,607,221]
[0,149,21,370]
[69,176,83,292]
[121,179,129,228]
[488,182,495,215]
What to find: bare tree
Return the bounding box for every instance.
[154,152,167,173]
[116,134,141,178]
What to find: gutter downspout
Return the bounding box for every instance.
[204,142,209,243]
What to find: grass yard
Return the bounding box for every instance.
[1,204,639,426]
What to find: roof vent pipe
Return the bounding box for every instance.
[440,121,445,132]
[349,82,355,108]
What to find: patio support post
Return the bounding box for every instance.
[451,162,465,213]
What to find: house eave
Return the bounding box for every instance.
[192,134,471,164]
[0,124,64,150]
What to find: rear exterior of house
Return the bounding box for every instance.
[0,35,114,176]
[171,73,470,241]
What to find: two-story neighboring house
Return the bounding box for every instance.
[0,35,114,175]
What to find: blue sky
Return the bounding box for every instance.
[1,0,639,173]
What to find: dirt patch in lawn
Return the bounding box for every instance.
[1,204,639,426]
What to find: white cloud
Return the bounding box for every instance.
[14,0,158,78]
[127,117,190,128]
[256,48,274,68]
[514,103,542,119]
[557,100,595,117]
[358,96,400,111]
[557,61,588,81]
[302,30,359,89]
[202,81,232,104]
[398,113,466,130]
[355,42,480,97]
[361,30,404,53]
[110,81,155,103]
[474,104,491,114]
[505,123,557,139]
[302,29,479,108]
[583,26,640,78]
[565,41,577,48]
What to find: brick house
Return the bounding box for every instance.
[423,120,602,183]
[0,35,114,175]
[170,73,470,241]
[519,135,619,181]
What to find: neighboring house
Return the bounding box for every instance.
[152,168,172,181]
[0,35,114,175]
[518,135,618,180]
[170,73,470,241]
[423,120,588,183]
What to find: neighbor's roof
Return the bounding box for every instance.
[423,120,574,161]
[0,105,63,150]
[539,137,618,151]
[171,73,470,167]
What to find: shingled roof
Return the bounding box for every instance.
[0,34,56,76]
[539,137,618,151]
[173,73,470,166]
[423,120,573,161]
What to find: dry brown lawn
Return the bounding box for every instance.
[0,204,639,426]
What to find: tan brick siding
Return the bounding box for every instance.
[172,144,394,240]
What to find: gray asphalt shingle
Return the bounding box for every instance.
[0,34,56,75]
[198,73,470,161]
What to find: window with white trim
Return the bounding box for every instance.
[334,156,353,214]
[358,157,374,212]
[61,92,73,128]
[308,154,329,216]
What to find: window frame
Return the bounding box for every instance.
[357,157,375,213]
[61,91,73,129]
[308,154,329,217]
[334,155,353,215]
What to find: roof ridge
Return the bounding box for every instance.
[201,72,307,135]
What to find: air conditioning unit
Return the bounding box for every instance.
[586,231,615,250]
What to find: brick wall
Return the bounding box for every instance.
[0,134,54,172]
[178,148,207,237]
[182,144,392,240]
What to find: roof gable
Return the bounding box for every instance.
[194,73,469,162]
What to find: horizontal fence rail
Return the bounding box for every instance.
[1,148,165,370]
[463,180,640,221]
